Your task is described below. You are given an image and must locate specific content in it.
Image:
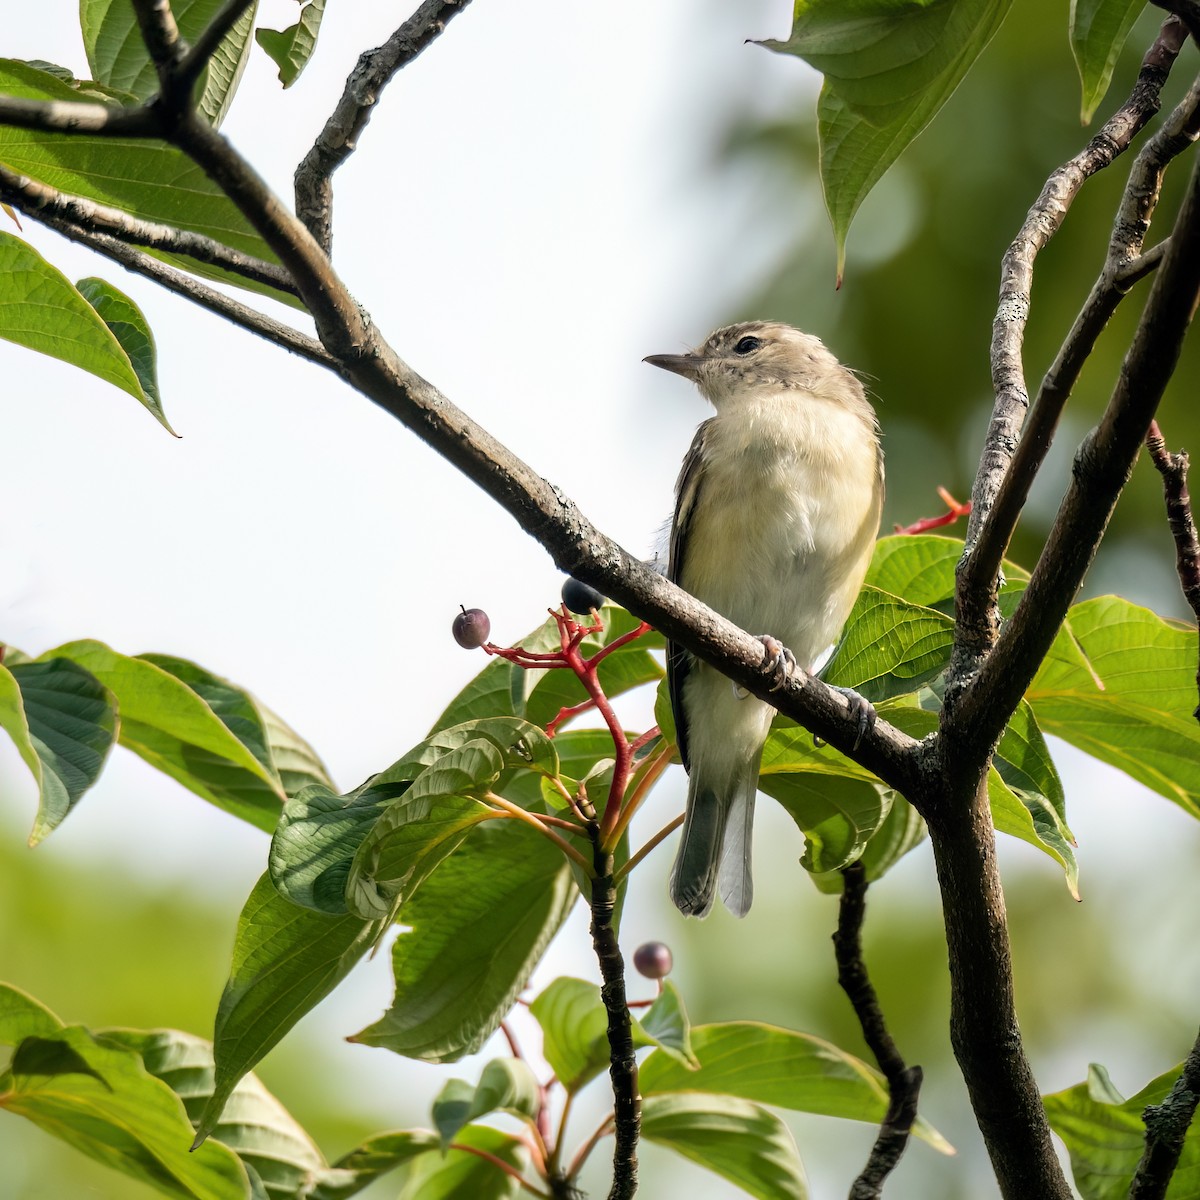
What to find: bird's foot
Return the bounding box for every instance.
[828,684,877,750]
[759,635,798,692]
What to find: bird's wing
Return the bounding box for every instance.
[667,420,711,773]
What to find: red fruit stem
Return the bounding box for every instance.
[894,488,972,536]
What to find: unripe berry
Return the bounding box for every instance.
[562,576,604,614]
[452,606,491,649]
[633,941,673,979]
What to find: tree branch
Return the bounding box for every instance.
[833,862,922,1199]
[586,826,639,1200]
[1129,1028,1200,1200]
[945,138,1200,753]
[1145,419,1200,719]
[0,164,299,296]
[953,18,1187,672]
[34,213,336,369]
[294,0,475,252]
[131,0,185,82]
[0,94,158,137]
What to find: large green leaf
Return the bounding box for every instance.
[396,1124,526,1200]
[197,874,383,1144]
[822,585,954,702]
[76,276,173,432]
[1,1025,254,1199]
[105,1028,328,1198]
[44,641,284,831]
[80,0,259,126]
[0,232,154,414]
[810,792,926,894]
[1044,1062,1200,1200]
[640,1093,808,1200]
[0,657,117,843]
[0,982,64,1044]
[309,1131,440,1200]
[1028,596,1200,819]
[1070,0,1147,123]
[255,0,327,88]
[762,0,1013,275]
[352,821,575,1063]
[640,1021,953,1153]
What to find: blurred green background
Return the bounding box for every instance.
[6,1,1200,1198]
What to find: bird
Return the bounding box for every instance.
[643,321,884,918]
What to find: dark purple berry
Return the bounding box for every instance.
[452,606,491,649]
[633,941,673,979]
[562,576,604,614]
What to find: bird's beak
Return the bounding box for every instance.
[643,352,703,381]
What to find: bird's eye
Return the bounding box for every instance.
[733,336,762,355]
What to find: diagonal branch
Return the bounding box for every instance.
[294,0,475,252]
[945,141,1200,753]
[953,17,1187,671]
[1129,1027,1200,1199]
[0,164,299,296]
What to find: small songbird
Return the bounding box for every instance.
[644,321,884,918]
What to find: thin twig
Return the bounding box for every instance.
[1145,420,1200,719]
[0,165,298,296]
[1129,1028,1200,1199]
[954,17,1187,669]
[833,862,922,1199]
[294,0,475,252]
[613,813,684,884]
[585,825,639,1200]
[1151,0,1200,44]
[445,1141,552,1199]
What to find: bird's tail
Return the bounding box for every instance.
[669,760,759,919]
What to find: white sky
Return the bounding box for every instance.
[4,4,1200,1198]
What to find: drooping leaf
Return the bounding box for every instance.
[43,641,284,831]
[0,232,152,415]
[80,0,259,126]
[352,821,575,1063]
[761,0,1013,277]
[810,792,926,894]
[639,1021,952,1153]
[255,0,327,87]
[1029,596,1200,819]
[822,585,954,702]
[76,276,173,432]
[309,1131,440,1200]
[1070,0,1147,124]
[430,1058,540,1149]
[0,658,116,844]
[640,1093,808,1200]
[1,1024,254,1199]
[0,983,64,1044]
[1044,1061,1200,1199]
[197,874,383,1144]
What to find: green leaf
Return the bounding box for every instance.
[810,793,926,894]
[0,983,64,1044]
[0,60,290,303]
[822,585,954,702]
[641,1093,808,1200]
[80,0,259,126]
[0,232,153,413]
[256,701,335,796]
[255,0,327,87]
[1029,596,1200,819]
[0,658,117,844]
[1071,0,1147,124]
[198,874,383,1145]
[639,980,698,1069]
[346,739,504,920]
[310,1131,440,1200]
[529,977,611,1093]
[431,1059,541,1149]
[44,641,284,831]
[639,1021,952,1153]
[761,1,1013,275]
[1044,1061,1200,1199]
[76,276,174,432]
[396,1124,526,1200]
[1,1025,253,1199]
[103,1028,329,1197]
[352,821,575,1063]
[865,533,1029,609]
[270,783,389,915]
